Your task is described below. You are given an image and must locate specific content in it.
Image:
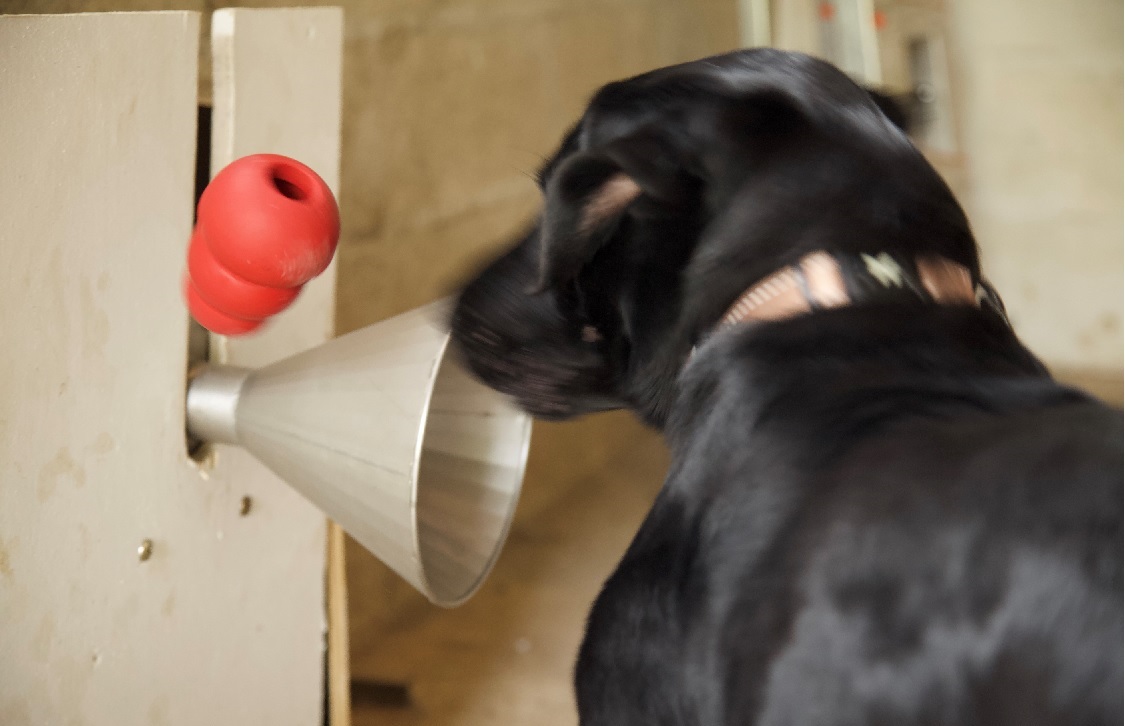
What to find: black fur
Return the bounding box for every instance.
[449,49,1123,725]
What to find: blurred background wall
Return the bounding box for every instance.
[2,1,1119,724]
[772,0,1122,383]
[949,0,1122,376]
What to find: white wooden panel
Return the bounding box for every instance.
[209,7,342,368]
[202,4,347,723]
[203,6,346,725]
[0,11,331,725]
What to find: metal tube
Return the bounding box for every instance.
[185,365,251,445]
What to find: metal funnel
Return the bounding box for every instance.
[186,302,532,606]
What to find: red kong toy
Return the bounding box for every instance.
[184,154,340,335]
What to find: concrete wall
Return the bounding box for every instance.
[947,0,1123,374]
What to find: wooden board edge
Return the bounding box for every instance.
[327,520,352,726]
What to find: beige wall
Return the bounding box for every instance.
[329,0,741,329]
[947,0,1123,373]
[318,0,741,664]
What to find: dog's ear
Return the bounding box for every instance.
[533,126,695,292]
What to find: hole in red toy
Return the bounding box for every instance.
[270,165,310,201]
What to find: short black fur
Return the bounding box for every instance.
[448,49,1123,725]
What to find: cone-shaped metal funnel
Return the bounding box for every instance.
[186,302,532,606]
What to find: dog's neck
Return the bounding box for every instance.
[669,251,1028,442]
[711,250,1008,336]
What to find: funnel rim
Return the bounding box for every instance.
[407,332,446,602]
[410,332,533,607]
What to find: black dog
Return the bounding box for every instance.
[449,49,1123,725]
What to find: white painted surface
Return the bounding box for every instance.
[209,7,343,369]
[948,0,1123,371]
[197,6,346,724]
[205,10,345,717]
[738,0,773,47]
[0,9,341,725]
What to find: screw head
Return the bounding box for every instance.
[137,539,153,562]
[239,496,252,516]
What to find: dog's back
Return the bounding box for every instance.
[578,309,1121,726]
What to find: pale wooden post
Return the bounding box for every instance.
[0,9,345,724]
[208,7,349,726]
[0,10,325,724]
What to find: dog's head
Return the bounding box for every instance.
[450,49,977,426]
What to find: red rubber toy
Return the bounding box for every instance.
[184,153,340,336]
